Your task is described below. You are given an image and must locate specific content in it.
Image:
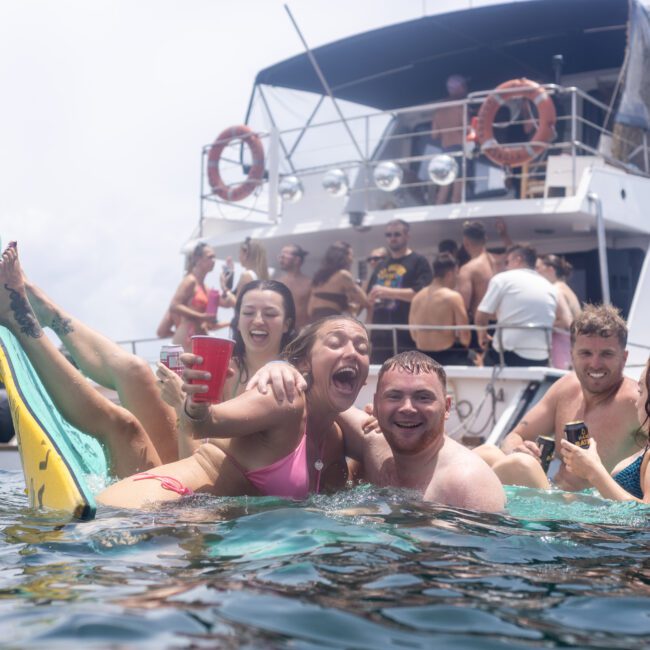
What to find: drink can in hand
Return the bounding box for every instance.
[564,420,590,448]
[190,336,235,403]
[206,289,220,317]
[160,344,184,376]
[536,435,556,474]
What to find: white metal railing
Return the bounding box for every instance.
[199,84,650,227]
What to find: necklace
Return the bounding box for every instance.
[312,432,327,494]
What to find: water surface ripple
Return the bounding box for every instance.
[0,472,649,648]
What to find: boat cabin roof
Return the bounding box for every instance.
[253,0,627,110]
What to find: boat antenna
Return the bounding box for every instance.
[283,4,367,164]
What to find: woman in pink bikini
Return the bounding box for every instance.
[0,244,368,507]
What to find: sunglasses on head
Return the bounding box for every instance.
[367,255,384,263]
[385,231,403,238]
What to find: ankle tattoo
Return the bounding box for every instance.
[5,284,42,338]
[51,312,74,336]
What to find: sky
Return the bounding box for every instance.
[0,0,499,348]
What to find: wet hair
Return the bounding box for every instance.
[432,252,458,279]
[377,350,447,392]
[570,303,627,348]
[386,218,410,233]
[185,242,210,273]
[282,315,368,368]
[438,239,459,256]
[507,244,537,269]
[539,253,573,280]
[241,237,269,280]
[462,220,486,244]
[231,280,297,382]
[312,241,352,286]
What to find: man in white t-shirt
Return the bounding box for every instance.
[475,244,569,366]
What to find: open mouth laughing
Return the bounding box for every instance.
[331,365,359,394]
[249,329,269,344]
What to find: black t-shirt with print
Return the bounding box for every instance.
[368,251,432,358]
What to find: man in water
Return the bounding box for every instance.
[409,253,470,365]
[276,244,311,330]
[343,351,506,512]
[474,304,644,491]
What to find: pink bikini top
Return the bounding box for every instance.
[226,433,311,500]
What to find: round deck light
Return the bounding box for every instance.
[428,154,458,186]
[373,161,403,192]
[322,169,349,197]
[278,175,303,203]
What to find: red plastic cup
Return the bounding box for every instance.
[190,336,235,403]
[206,289,220,317]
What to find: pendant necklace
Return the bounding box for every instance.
[313,433,327,494]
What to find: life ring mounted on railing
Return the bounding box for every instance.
[476,78,556,167]
[207,125,265,202]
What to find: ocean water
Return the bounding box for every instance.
[0,472,649,649]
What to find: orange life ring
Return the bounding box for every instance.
[476,78,556,167]
[207,125,265,201]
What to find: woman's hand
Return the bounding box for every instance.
[246,361,308,404]
[361,403,381,434]
[155,363,185,412]
[559,438,603,482]
[178,352,234,402]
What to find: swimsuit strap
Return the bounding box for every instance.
[132,473,194,496]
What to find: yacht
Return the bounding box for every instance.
[186,0,649,446]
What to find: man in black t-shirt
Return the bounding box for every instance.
[367,219,433,364]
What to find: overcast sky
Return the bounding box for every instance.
[0,0,498,346]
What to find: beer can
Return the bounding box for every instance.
[160,344,184,377]
[536,435,556,474]
[564,420,590,449]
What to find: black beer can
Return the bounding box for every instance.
[536,435,556,474]
[564,420,590,449]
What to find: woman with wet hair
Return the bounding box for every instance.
[308,241,370,320]
[560,357,650,503]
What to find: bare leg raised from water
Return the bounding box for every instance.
[474,444,550,489]
[0,244,161,476]
[23,270,178,464]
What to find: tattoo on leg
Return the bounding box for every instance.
[4,283,43,338]
[51,311,74,336]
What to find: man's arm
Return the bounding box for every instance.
[474,309,493,350]
[408,295,423,347]
[451,293,471,347]
[456,265,472,314]
[336,406,375,462]
[499,386,559,456]
[369,286,416,303]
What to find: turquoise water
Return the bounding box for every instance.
[1,473,649,648]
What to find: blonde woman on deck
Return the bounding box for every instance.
[220,237,270,308]
[167,242,218,352]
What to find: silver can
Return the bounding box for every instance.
[160,344,184,376]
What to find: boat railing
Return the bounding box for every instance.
[199,83,650,226]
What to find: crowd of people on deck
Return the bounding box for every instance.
[0,222,647,515]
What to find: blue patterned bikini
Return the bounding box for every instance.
[612,445,648,499]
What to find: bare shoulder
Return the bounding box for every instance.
[546,372,581,400]
[426,438,505,512]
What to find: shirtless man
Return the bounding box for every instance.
[343,351,505,512]
[474,304,644,491]
[276,244,311,329]
[409,253,470,365]
[432,74,468,205]
[456,220,495,323]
